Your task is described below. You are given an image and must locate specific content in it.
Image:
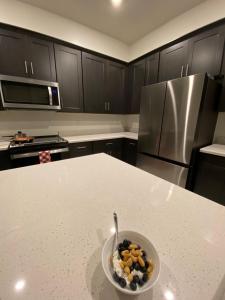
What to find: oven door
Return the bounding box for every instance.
[0,75,61,110]
[10,147,69,168]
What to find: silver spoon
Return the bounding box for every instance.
[113,212,119,251]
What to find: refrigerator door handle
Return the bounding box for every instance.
[180,65,184,77]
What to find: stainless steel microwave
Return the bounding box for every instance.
[0,75,61,110]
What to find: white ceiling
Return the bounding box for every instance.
[18,0,206,44]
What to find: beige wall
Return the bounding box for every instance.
[129,0,225,60]
[1,0,225,62]
[0,0,129,61]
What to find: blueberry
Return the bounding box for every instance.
[139,279,145,286]
[130,281,137,291]
[119,277,126,288]
[133,275,140,284]
[140,266,147,273]
[134,263,140,271]
[142,250,147,257]
[130,265,134,272]
[122,239,131,248]
[143,273,148,283]
[113,272,120,283]
[118,243,124,250]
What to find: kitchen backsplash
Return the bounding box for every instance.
[213,112,225,144]
[0,111,223,143]
[124,114,139,133]
[0,110,126,139]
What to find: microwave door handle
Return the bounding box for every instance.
[48,87,53,106]
[0,80,6,108]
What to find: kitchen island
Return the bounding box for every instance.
[0,154,225,300]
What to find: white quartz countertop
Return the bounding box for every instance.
[0,154,225,300]
[0,132,138,151]
[0,141,10,150]
[200,144,225,158]
[63,131,138,143]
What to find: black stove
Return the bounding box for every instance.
[9,135,69,167]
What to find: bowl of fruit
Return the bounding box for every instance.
[102,230,160,295]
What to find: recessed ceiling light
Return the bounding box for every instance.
[111,0,122,8]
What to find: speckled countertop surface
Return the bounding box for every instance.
[0,132,138,151]
[200,144,225,158]
[0,154,225,300]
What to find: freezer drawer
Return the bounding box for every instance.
[138,82,167,156]
[159,74,205,165]
[137,154,189,188]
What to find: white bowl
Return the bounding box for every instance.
[102,230,160,295]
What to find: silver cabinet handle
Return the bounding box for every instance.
[106,142,113,146]
[76,146,87,150]
[108,102,110,112]
[180,65,184,77]
[104,102,107,111]
[129,142,136,146]
[186,64,189,76]
[24,61,28,74]
[30,62,34,75]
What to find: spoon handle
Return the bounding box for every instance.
[113,212,118,247]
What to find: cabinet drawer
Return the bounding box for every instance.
[69,142,93,158]
[93,139,122,159]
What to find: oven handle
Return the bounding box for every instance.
[10,147,69,160]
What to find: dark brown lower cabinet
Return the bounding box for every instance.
[69,142,93,158]
[93,139,123,159]
[0,150,12,171]
[123,139,137,165]
[193,153,225,206]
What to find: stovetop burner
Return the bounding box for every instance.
[9,135,68,148]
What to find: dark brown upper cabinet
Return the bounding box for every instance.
[0,28,56,81]
[145,52,159,85]
[82,52,106,113]
[159,40,189,82]
[55,44,83,112]
[0,28,28,77]
[128,58,146,114]
[82,52,127,114]
[187,26,225,77]
[106,60,127,114]
[28,37,56,81]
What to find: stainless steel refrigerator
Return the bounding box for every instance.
[137,73,219,188]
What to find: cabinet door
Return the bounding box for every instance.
[145,53,159,85]
[28,37,56,81]
[188,26,225,77]
[129,59,146,114]
[93,139,122,159]
[55,44,83,112]
[82,52,106,113]
[159,40,189,82]
[122,139,137,166]
[69,142,93,158]
[0,28,28,77]
[106,60,127,114]
[193,153,225,206]
[0,150,12,171]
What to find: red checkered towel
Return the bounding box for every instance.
[39,151,51,164]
